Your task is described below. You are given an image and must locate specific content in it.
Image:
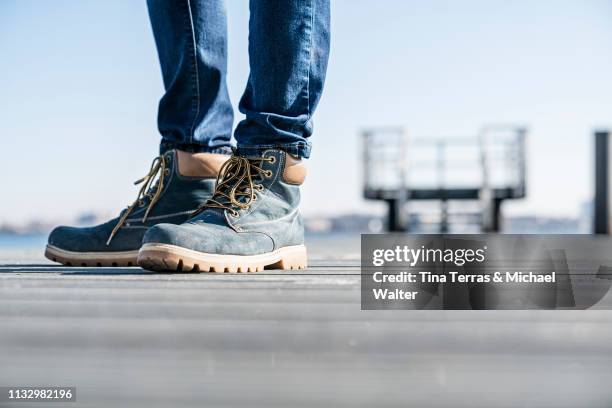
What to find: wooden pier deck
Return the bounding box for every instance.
[1,246,612,407]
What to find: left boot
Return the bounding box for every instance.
[45,150,227,266]
[138,149,308,272]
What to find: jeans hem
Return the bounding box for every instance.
[237,142,311,159]
[160,140,233,155]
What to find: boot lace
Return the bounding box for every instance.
[194,155,275,217]
[106,154,170,245]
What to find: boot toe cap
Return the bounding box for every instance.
[48,226,87,251]
[48,221,142,252]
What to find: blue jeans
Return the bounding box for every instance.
[147,0,330,159]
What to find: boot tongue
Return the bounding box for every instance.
[188,155,257,220]
[220,157,261,206]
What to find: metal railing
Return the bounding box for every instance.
[362,125,527,232]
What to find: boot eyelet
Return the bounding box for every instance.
[266,156,276,164]
[264,170,273,178]
[229,210,239,217]
[255,184,264,191]
[164,168,170,176]
[138,200,145,207]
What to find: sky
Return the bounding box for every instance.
[1,0,612,224]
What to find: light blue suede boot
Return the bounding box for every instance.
[138,150,307,272]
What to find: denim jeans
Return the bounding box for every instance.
[147,0,330,159]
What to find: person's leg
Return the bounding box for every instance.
[235,0,330,159]
[45,0,232,266]
[148,0,234,154]
[138,0,331,272]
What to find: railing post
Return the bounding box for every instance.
[594,130,610,234]
[387,199,406,232]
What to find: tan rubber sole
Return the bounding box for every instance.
[137,243,307,273]
[44,244,139,267]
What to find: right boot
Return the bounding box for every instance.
[138,149,308,273]
[45,150,228,267]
